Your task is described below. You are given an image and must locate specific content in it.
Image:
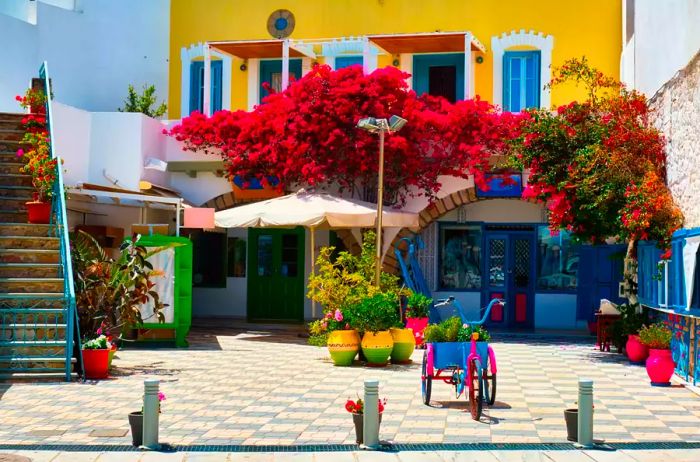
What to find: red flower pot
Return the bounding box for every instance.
[626,334,648,363]
[26,201,51,224]
[82,348,110,379]
[645,348,675,386]
[406,317,429,346]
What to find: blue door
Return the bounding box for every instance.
[484,231,536,328]
[260,59,302,100]
[413,53,465,102]
[576,244,626,322]
[189,60,223,114]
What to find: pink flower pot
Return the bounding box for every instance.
[645,348,675,386]
[406,317,429,346]
[626,334,648,364]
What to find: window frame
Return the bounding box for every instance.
[189,60,223,114]
[502,50,541,113]
[437,222,484,292]
[535,226,580,294]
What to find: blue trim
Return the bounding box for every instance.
[259,59,303,101]
[413,53,465,101]
[189,60,223,114]
[335,56,363,69]
[503,51,540,112]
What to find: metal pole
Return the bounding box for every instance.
[362,379,380,449]
[374,129,385,286]
[142,379,160,449]
[577,378,594,448]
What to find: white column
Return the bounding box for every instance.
[247,59,260,110]
[180,46,191,118]
[203,43,211,116]
[400,53,413,88]
[282,39,290,90]
[221,54,232,111]
[326,55,336,70]
[464,32,473,99]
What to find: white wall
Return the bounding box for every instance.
[0,0,169,113]
[438,199,545,223]
[621,0,700,96]
[52,102,91,186]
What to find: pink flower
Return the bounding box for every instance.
[321,321,328,330]
[334,309,343,322]
[96,327,103,335]
[158,392,166,402]
[16,149,23,158]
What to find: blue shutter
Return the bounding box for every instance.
[335,56,363,69]
[189,61,204,114]
[503,51,541,112]
[211,60,223,112]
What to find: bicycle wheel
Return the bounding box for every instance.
[421,349,432,405]
[485,372,497,406]
[468,358,484,421]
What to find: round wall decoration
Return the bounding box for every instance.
[267,9,295,39]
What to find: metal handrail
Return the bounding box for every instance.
[39,61,82,381]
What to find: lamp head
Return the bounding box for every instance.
[388,115,407,132]
[357,117,381,133]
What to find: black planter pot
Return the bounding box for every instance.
[564,408,577,442]
[352,413,382,444]
[128,411,143,447]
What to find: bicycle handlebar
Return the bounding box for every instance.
[433,297,505,326]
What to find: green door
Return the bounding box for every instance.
[247,227,305,322]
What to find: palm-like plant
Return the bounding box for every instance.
[71,231,170,341]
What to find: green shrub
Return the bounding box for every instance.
[443,316,462,342]
[456,324,491,342]
[423,324,446,343]
[351,292,401,333]
[639,323,672,349]
[406,292,432,318]
[118,84,167,118]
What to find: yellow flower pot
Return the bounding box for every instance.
[361,330,394,366]
[390,327,416,364]
[327,329,360,366]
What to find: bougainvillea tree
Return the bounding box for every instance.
[508,58,683,302]
[166,65,516,205]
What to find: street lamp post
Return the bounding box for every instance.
[357,115,408,286]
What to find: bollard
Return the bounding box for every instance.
[577,378,594,448]
[142,379,160,449]
[362,379,380,449]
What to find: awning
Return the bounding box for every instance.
[368,31,486,54]
[67,184,185,209]
[209,39,315,59]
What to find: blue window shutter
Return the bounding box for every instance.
[503,51,541,112]
[211,60,223,112]
[336,56,363,69]
[189,61,203,114]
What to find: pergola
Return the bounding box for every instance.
[200,31,485,115]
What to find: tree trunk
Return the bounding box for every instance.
[623,239,639,309]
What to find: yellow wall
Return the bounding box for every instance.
[169,0,621,118]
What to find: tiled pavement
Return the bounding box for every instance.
[0,326,699,447]
[3,449,700,461]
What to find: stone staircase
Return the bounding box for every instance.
[0,112,75,380]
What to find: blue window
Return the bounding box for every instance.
[536,227,579,291]
[335,56,363,69]
[190,60,223,114]
[503,51,540,112]
[260,59,302,101]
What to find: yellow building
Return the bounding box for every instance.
[169,0,621,118]
[170,1,625,331]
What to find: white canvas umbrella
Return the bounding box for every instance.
[215,189,419,316]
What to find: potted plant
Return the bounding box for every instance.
[639,323,674,386]
[353,293,401,366]
[613,303,649,363]
[345,396,386,444]
[310,308,360,366]
[389,324,415,364]
[15,88,55,224]
[129,392,166,447]
[81,333,111,379]
[71,231,169,377]
[404,292,432,347]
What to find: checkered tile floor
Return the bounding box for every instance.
[0,326,699,446]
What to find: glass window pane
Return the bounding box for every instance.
[537,227,578,290]
[227,237,246,278]
[509,58,522,112]
[257,235,273,276]
[489,239,506,287]
[281,234,298,278]
[440,226,482,289]
[514,239,531,288]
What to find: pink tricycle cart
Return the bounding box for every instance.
[421,297,502,420]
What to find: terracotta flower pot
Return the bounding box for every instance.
[406,317,429,346]
[26,201,51,224]
[82,348,110,379]
[389,327,415,364]
[626,334,648,364]
[327,329,360,366]
[646,348,675,386]
[361,331,394,366]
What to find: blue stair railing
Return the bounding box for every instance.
[394,235,431,298]
[40,61,82,381]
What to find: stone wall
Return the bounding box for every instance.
[650,50,700,228]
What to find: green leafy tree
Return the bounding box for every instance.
[118,84,167,118]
